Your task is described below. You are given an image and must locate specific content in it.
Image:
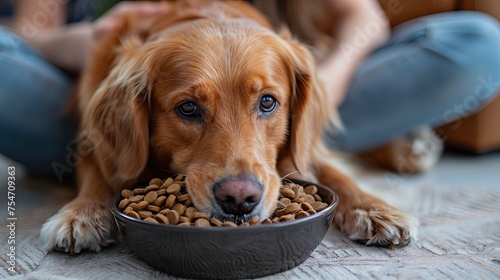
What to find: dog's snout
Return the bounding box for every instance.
[214,179,262,216]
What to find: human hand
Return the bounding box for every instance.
[93,1,171,39]
[15,1,170,73]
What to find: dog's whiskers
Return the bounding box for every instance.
[152,166,179,178]
[280,171,299,184]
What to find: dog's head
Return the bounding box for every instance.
[82,5,331,222]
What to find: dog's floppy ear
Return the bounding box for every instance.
[80,36,155,187]
[283,39,340,175]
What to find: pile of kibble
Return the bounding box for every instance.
[118,175,329,227]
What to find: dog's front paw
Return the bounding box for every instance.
[40,199,116,254]
[335,204,418,249]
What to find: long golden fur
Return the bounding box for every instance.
[41,0,417,253]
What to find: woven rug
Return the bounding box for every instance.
[1,155,499,279]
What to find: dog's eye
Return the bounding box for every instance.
[178,101,199,117]
[259,95,277,113]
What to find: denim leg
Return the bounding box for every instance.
[0,28,77,176]
[328,12,500,152]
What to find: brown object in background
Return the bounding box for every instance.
[438,96,500,153]
[459,0,500,20]
[458,0,477,10]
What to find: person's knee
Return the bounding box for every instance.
[466,13,500,104]
[452,12,500,76]
[465,12,500,42]
[437,12,500,109]
[467,13,500,54]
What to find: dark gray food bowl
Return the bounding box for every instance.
[110,179,338,279]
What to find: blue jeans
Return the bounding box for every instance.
[328,11,500,152]
[1,11,500,177]
[0,28,75,176]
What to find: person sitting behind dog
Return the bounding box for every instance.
[1,0,499,178]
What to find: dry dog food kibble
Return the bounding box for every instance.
[119,175,329,226]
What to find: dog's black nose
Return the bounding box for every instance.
[214,178,262,216]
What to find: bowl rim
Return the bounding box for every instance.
[110,178,339,232]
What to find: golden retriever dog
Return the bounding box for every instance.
[40,0,417,253]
